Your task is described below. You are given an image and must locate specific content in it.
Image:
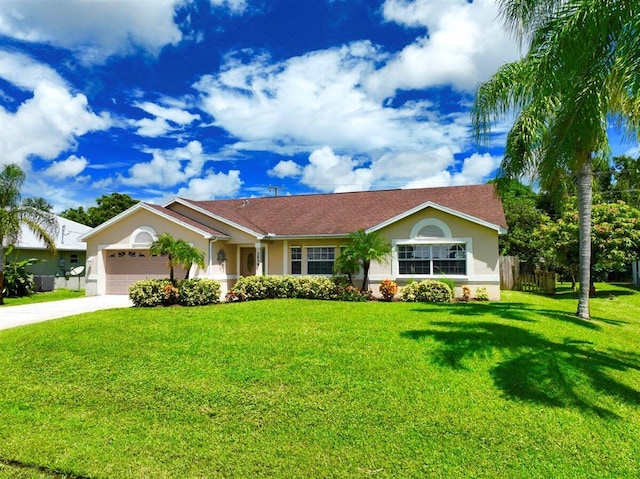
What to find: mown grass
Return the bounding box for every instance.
[2,289,85,307]
[0,284,638,478]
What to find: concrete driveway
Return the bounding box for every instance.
[0,295,133,331]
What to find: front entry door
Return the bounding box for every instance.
[240,248,256,276]
[240,247,265,276]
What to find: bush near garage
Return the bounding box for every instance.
[129,278,221,307]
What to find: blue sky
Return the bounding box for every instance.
[0,0,636,212]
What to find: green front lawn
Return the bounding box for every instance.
[2,289,85,307]
[0,284,638,478]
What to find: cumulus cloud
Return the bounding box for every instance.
[43,155,88,179]
[365,0,520,98]
[119,140,242,200]
[121,140,209,187]
[194,42,469,157]
[0,50,111,169]
[290,146,500,193]
[300,146,373,193]
[0,0,184,63]
[404,152,501,188]
[267,160,302,178]
[130,100,201,137]
[176,170,243,200]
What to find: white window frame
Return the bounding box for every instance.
[290,246,302,275]
[305,246,336,276]
[392,218,472,279]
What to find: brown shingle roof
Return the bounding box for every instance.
[145,203,229,238]
[175,184,506,237]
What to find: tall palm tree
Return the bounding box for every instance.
[149,233,205,284]
[342,229,391,291]
[473,0,640,319]
[0,164,58,304]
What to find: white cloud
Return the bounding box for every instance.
[404,152,501,188]
[120,140,242,200]
[43,155,88,179]
[176,170,243,200]
[210,0,247,14]
[130,101,201,137]
[0,50,111,169]
[366,0,521,98]
[0,0,184,63]
[121,140,209,187]
[194,42,469,157]
[292,147,500,193]
[300,146,374,193]
[267,160,302,178]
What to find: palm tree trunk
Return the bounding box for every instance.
[361,261,370,291]
[0,245,5,305]
[576,155,593,319]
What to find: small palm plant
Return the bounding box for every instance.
[149,233,205,284]
[337,229,391,291]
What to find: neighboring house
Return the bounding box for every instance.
[4,216,91,291]
[80,184,507,299]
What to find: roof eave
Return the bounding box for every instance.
[170,197,265,239]
[79,203,225,241]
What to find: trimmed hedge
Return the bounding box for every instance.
[400,280,453,303]
[129,278,221,307]
[229,275,370,302]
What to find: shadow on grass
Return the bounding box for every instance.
[411,302,537,322]
[401,321,640,417]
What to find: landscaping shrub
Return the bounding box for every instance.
[129,279,175,307]
[379,279,398,301]
[337,284,371,302]
[475,287,490,301]
[437,277,456,293]
[400,279,453,303]
[178,278,221,306]
[230,275,374,302]
[3,257,39,298]
[293,276,339,300]
[461,285,472,302]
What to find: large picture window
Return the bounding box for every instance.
[398,244,466,276]
[307,247,335,275]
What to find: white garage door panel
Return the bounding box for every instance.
[105,250,187,295]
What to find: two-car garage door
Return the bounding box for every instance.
[105,250,186,295]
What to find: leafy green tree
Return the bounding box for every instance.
[491,179,553,267]
[473,1,640,319]
[599,155,640,208]
[149,233,205,284]
[340,230,391,291]
[542,197,640,291]
[0,164,58,304]
[61,193,138,227]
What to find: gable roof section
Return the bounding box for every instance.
[171,184,507,237]
[80,202,229,241]
[7,216,91,251]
